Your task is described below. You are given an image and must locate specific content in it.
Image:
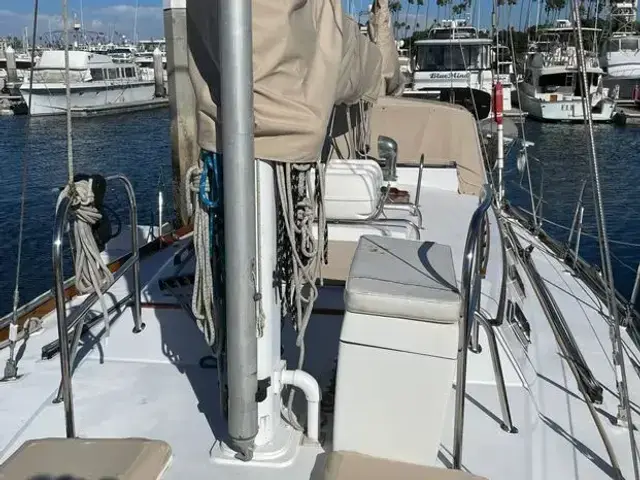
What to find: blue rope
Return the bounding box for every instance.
[199,151,221,209]
[200,150,226,354]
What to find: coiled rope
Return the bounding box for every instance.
[275,160,327,430]
[57,179,114,337]
[185,152,221,351]
[50,0,114,343]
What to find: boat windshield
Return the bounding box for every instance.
[606,37,640,52]
[415,43,490,71]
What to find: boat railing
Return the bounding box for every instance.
[452,184,516,469]
[52,174,142,438]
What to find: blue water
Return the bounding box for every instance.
[0,110,173,316]
[0,110,639,317]
[506,121,640,303]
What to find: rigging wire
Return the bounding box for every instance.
[2,0,40,381]
[522,213,640,249]
[59,0,112,343]
[63,0,74,186]
[26,0,38,114]
[572,2,640,478]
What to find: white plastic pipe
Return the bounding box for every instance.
[281,369,320,442]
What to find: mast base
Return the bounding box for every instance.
[210,419,305,467]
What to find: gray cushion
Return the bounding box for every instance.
[345,236,461,324]
[0,437,172,480]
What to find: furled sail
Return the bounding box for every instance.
[187,0,387,164]
[368,0,404,97]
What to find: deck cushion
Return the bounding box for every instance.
[324,451,488,480]
[0,437,172,480]
[344,236,460,323]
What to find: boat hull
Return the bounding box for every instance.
[20,82,156,116]
[603,74,640,100]
[517,88,616,122]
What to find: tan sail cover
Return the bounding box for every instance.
[368,0,404,97]
[187,0,384,163]
[336,17,383,105]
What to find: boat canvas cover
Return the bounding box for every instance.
[36,51,92,70]
[368,0,404,97]
[188,0,395,163]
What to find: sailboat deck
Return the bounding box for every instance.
[0,186,638,479]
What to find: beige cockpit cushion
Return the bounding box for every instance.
[0,437,172,480]
[324,451,489,480]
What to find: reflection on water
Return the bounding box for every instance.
[507,121,640,301]
[0,110,173,316]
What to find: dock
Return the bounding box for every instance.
[504,107,527,120]
[70,98,169,118]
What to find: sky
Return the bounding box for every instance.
[0,0,164,42]
[0,0,620,42]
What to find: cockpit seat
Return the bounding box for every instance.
[0,437,172,479]
[324,451,489,480]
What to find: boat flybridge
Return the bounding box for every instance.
[518,19,617,122]
[1,1,639,479]
[599,0,640,100]
[406,19,512,120]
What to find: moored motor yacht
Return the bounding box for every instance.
[518,20,617,122]
[19,50,155,116]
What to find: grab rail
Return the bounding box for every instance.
[452,183,493,469]
[52,174,141,438]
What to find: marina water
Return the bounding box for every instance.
[0,110,639,316]
[0,109,173,316]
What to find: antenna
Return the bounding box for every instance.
[133,0,139,45]
[80,0,85,45]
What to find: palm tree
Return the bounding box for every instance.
[389,1,402,24]
[414,0,424,33]
[424,0,431,32]
[405,0,415,29]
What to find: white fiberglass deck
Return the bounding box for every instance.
[0,180,638,479]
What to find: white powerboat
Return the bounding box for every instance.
[20,50,155,116]
[518,20,616,122]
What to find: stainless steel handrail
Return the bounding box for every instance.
[452,183,493,469]
[327,181,422,240]
[107,174,142,332]
[328,218,421,241]
[383,203,423,229]
[469,213,490,353]
[52,174,141,438]
[474,311,516,433]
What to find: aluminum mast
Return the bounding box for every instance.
[220,0,259,460]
